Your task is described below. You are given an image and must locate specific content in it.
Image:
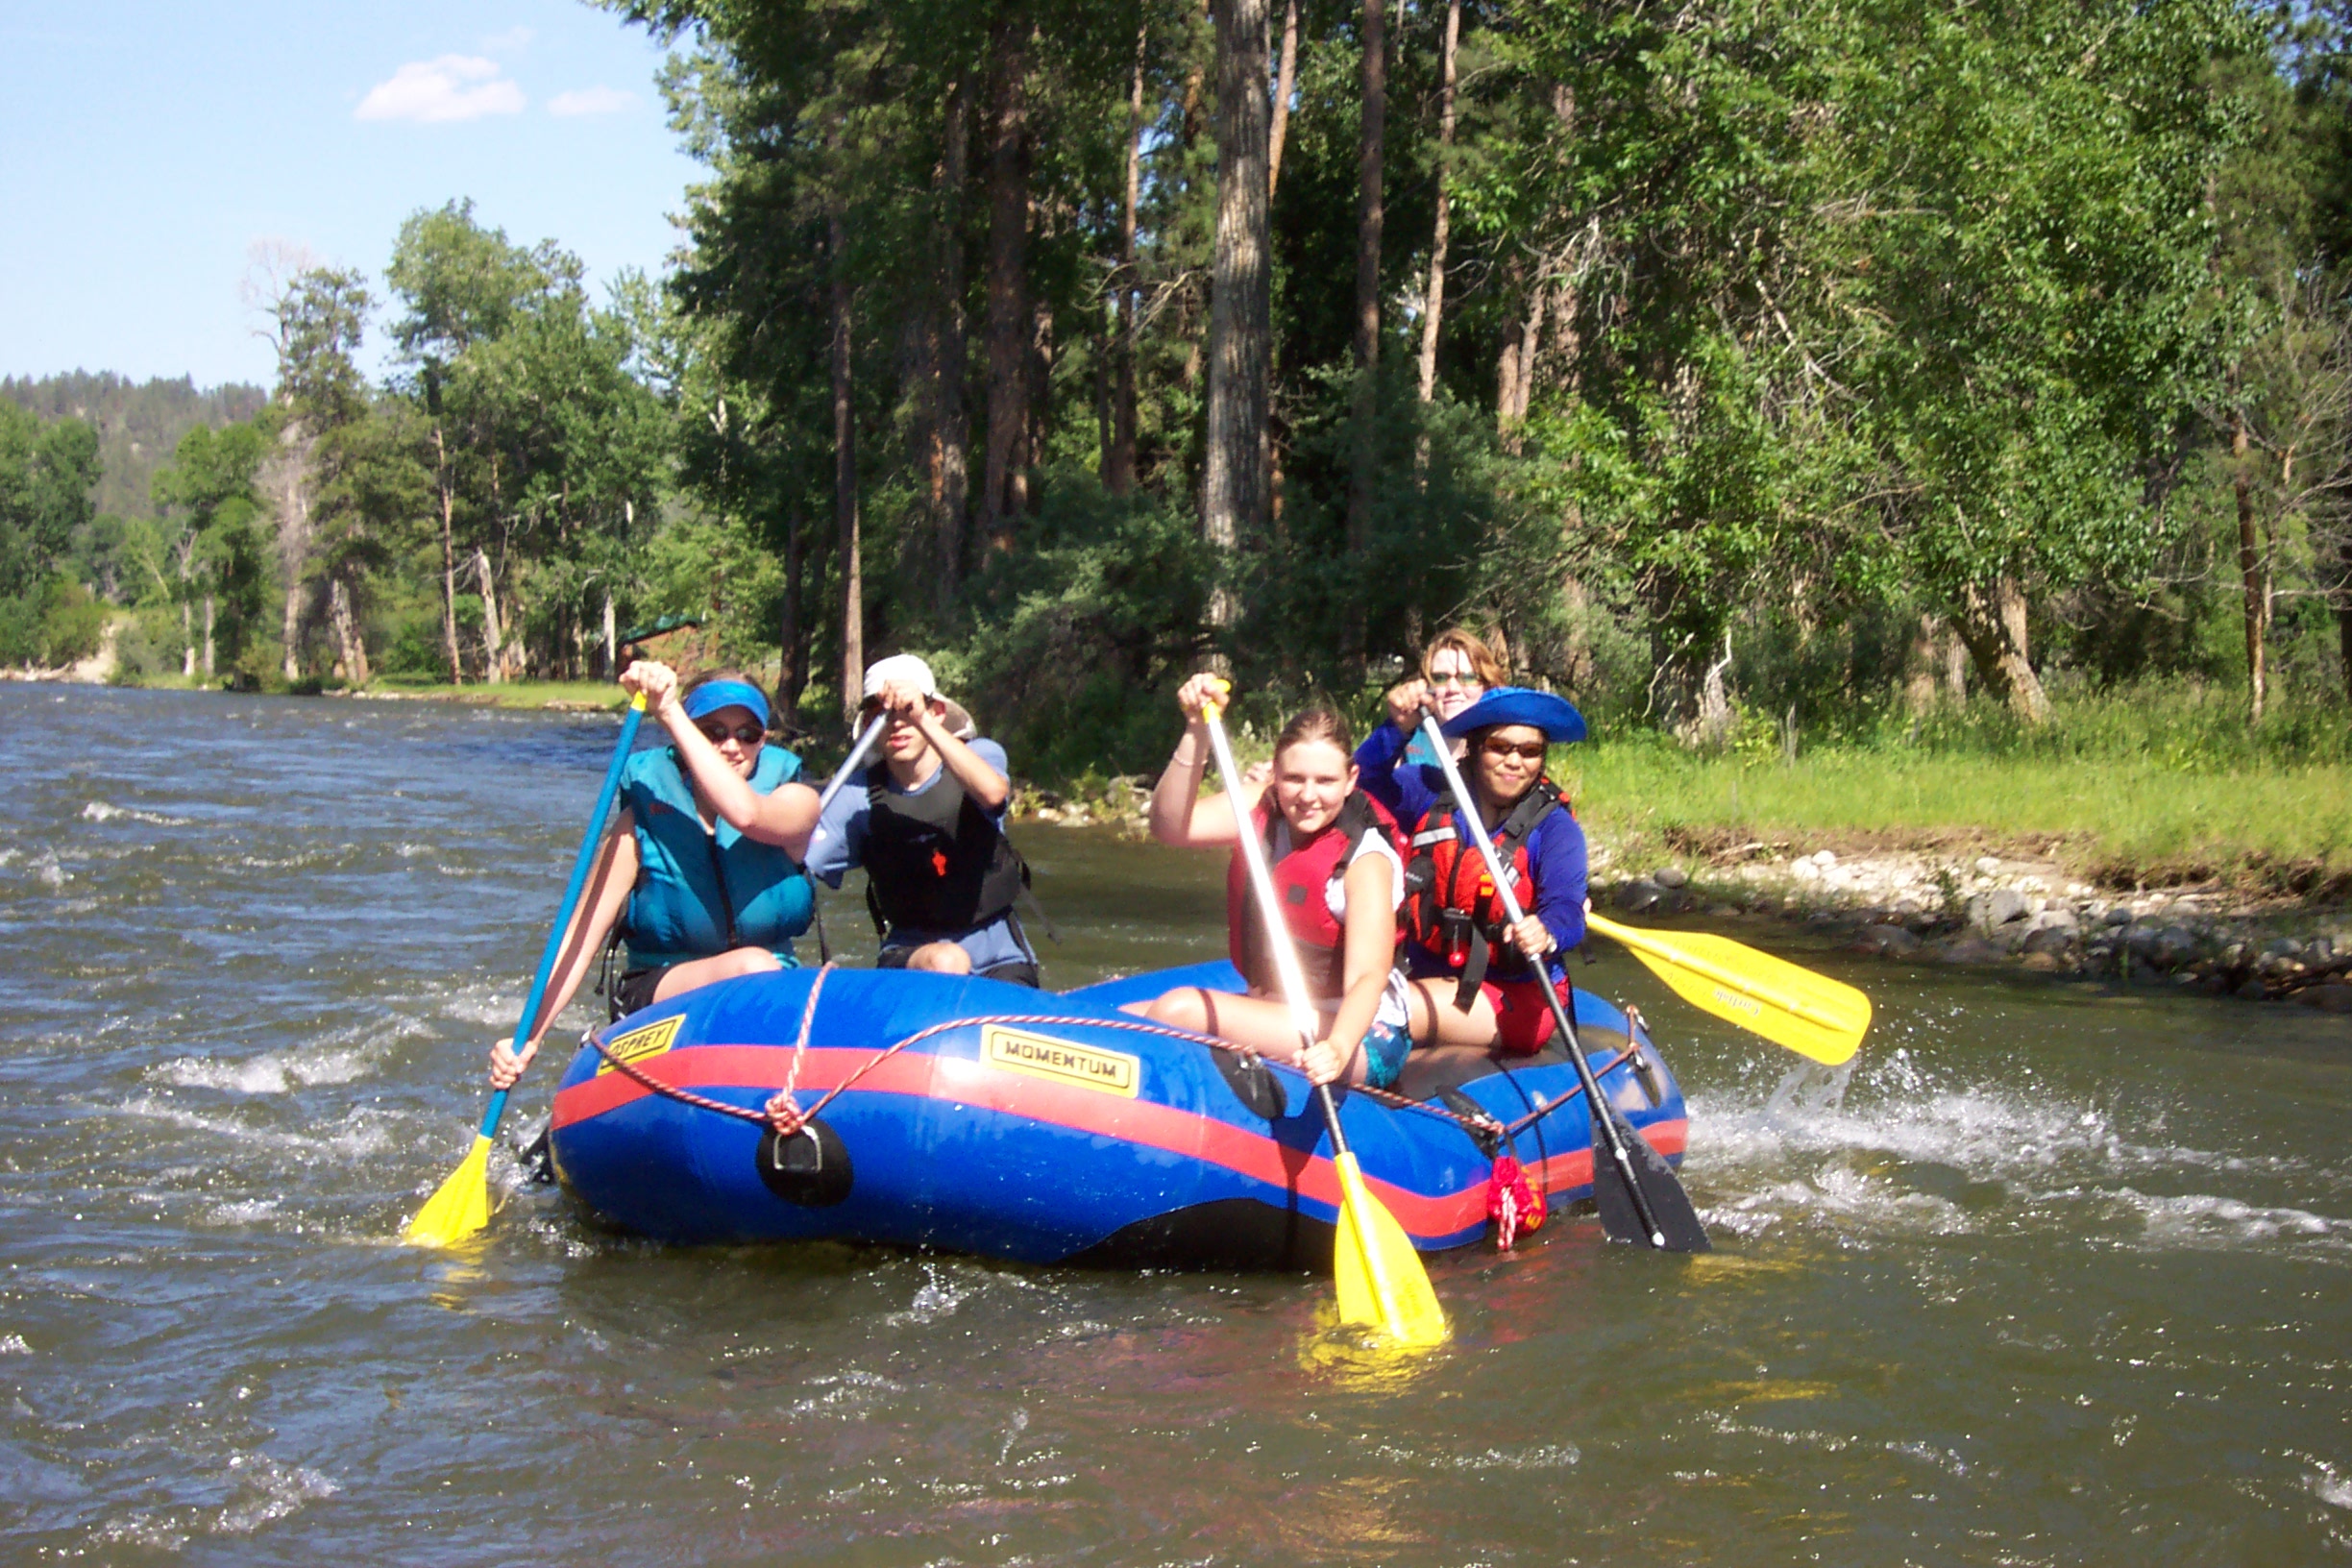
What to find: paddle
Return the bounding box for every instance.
[813,713,890,820]
[1200,684,1448,1346]
[404,693,649,1248]
[1584,911,1869,1066]
[1416,710,1710,1253]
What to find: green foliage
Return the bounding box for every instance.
[0,574,107,669]
[0,402,102,600]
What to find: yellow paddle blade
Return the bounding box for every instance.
[1588,912,1870,1065]
[1330,1152,1448,1348]
[403,1134,494,1248]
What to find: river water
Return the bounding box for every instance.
[2,684,2347,1565]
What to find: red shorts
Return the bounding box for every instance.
[1482,975,1571,1055]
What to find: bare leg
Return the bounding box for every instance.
[905,942,973,974]
[1138,987,1370,1084]
[652,946,783,1002]
[1400,978,1507,1077]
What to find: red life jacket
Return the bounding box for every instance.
[1401,777,1567,1007]
[1225,790,1404,1000]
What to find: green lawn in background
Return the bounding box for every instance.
[1567,745,2352,889]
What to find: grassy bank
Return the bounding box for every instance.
[358,676,628,711]
[1561,686,2352,897]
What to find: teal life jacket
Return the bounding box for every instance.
[621,744,814,970]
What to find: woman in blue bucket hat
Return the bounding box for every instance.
[1389,685,1593,1062]
[488,663,821,1091]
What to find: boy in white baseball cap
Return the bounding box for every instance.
[806,654,1040,983]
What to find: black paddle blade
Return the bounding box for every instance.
[1590,1108,1711,1253]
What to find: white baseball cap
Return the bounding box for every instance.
[860,653,974,740]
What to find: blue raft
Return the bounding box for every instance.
[548,961,1691,1267]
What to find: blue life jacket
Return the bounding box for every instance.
[621,744,814,970]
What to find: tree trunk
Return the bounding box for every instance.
[982,18,1033,552]
[2233,417,2268,723]
[1415,0,1461,411]
[1561,574,1592,697]
[1953,576,2048,723]
[2339,531,2352,707]
[1345,0,1386,571]
[831,213,864,723]
[181,599,195,679]
[1107,34,1145,497]
[271,420,314,684]
[1692,631,1735,748]
[473,545,505,684]
[932,74,973,611]
[1203,0,1273,638]
[1494,282,1549,456]
[201,593,214,679]
[433,429,461,685]
[601,587,616,681]
[1267,0,1299,199]
[329,573,368,685]
[1904,613,1942,715]
[1029,291,1054,515]
[781,503,808,716]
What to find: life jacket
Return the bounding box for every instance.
[860,760,1028,936]
[622,744,814,969]
[1225,790,1405,1001]
[1401,776,1568,1007]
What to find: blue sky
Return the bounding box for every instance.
[1,1,699,390]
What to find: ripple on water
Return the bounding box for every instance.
[81,800,193,827]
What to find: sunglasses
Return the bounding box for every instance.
[698,722,766,746]
[1481,738,1548,763]
[1428,671,1483,688]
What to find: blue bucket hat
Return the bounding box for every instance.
[681,678,772,729]
[1439,685,1587,745]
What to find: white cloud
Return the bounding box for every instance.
[355,56,527,124]
[548,86,636,118]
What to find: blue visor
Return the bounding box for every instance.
[681,679,772,728]
[1440,686,1588,745]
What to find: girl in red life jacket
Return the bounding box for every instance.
[1130,674,1415,1090]
[1396,687,1591,1065]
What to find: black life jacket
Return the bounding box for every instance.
[861,761,1028,936]
[1225,789,1404,1001]
[1401,776,1567,1008]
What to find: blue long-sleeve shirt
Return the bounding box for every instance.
[1356,722,1588,975]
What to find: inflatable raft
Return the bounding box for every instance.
[547,961,1690,1266]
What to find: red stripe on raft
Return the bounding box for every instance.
[551,1043,1687,1242]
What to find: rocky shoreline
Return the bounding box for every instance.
[1015,778,2352,1019]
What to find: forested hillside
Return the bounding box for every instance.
[0,374,265,523]
[3,0,2348,780]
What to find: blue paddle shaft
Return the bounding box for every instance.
[476,698,648,1140]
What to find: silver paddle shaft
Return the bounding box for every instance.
[1201,707,1322,1048]
[1415,712,1668,1247]
[814,715,890,819]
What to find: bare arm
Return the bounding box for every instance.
[1314,853,1401,1072]
[488,819,639,1088]
[625,662,820,855]
[907,705,1011,812]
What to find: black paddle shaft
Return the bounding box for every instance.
[1414,710,1709,1254]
